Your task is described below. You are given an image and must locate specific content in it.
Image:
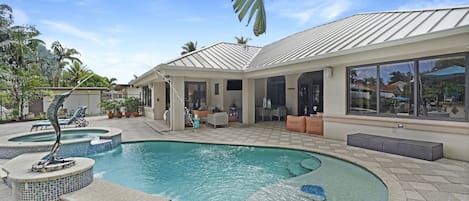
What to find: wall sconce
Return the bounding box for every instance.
[324,66,333,78]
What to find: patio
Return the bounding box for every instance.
[0,117,468,201]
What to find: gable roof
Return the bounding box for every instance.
[247,6,469,70]
[163,42,261,71]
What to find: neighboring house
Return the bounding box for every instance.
[31,87,108,116]
[131,6,469,161]
[104,84,141,100]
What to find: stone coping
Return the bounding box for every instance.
[0,127,122,148]
[2,152,94,182]
[61,179,169,201]
[123,139,405,201]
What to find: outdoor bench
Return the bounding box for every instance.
[347,133,443,161]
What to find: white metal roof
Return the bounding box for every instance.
[247,6,469,70]
[164,42,261,71]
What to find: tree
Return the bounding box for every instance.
[0,5,51,119]
[181,41,197,55]
[105,77,117,90]
[232,0,266,36]
[67,60,92,86]
[50,41,81,87]
[234,36,251,44]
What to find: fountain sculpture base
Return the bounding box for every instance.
[32,159,76,173]
[2,152,94,201]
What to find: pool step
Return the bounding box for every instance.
[300,158,321,171]
[287,163,310,176]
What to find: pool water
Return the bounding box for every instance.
[10,129,107,142]
[89,142,387,201]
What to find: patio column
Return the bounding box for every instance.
[153,82,166,120]
[242,78,255,125]
[285,74,299,115]
[170,76,185,131]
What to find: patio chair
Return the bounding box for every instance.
[271,106,287,121]
[30,106,87,131]
[206,112,228,128]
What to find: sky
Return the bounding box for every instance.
[5,0,469,84]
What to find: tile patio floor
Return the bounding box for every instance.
[0,116,468,201]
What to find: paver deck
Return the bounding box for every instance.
[0,116,468,201]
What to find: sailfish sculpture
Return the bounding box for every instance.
[33,75,93,172]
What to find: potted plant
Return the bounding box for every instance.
[125,97,141,117]
[115,99,123,118]
[100,99,117,119]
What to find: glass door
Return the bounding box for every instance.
[298,71,323,115]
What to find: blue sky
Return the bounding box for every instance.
[5,0,469,83]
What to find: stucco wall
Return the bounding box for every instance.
[43,91,102,116]
[316,35,469,161]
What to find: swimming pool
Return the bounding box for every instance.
[89,142,387,201]
[9,129,107,142]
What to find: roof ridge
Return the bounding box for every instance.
[219,41,262,48]
[260,14,356,50]
[355,5,469,15]
[163,42,262,65]
[163,42,223,65]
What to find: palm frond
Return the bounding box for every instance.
[232,0,266,36]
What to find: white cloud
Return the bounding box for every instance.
[268,0,352,25]
[177,17,207,23]
[40,20,120,46]
[398,0,469,10]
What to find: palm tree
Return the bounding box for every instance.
[234,36,251,44]
[232,0,266,36]
[67,60,91,86]
[51,41,82,87]
[181,41,197,55]
[105,77,117,90]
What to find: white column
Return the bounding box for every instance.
[170,76,185,131]
[242,78,255,125]
[285,74,299,115]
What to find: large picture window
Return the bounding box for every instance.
[347,53,467,121]
[419,56,466,120]
[349,66,377,114]
[379,61,414,116]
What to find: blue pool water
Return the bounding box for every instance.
[10,129,107,142]
[89,142,387,201]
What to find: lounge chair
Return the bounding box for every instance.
[206,112,228,128]
[271,106,287,121]
[30,106,88,131]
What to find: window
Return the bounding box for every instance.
[349,66,377,114]
[419,56,466,120]
[379,62,414,116]
[347,53,467,121]
[214,83,219,95]
[142,86,152,107]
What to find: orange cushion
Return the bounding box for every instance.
[305,116,323,135]
[286,115,306,133]
[193,110,209,118]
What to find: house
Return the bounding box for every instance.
[131,6,469,161]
